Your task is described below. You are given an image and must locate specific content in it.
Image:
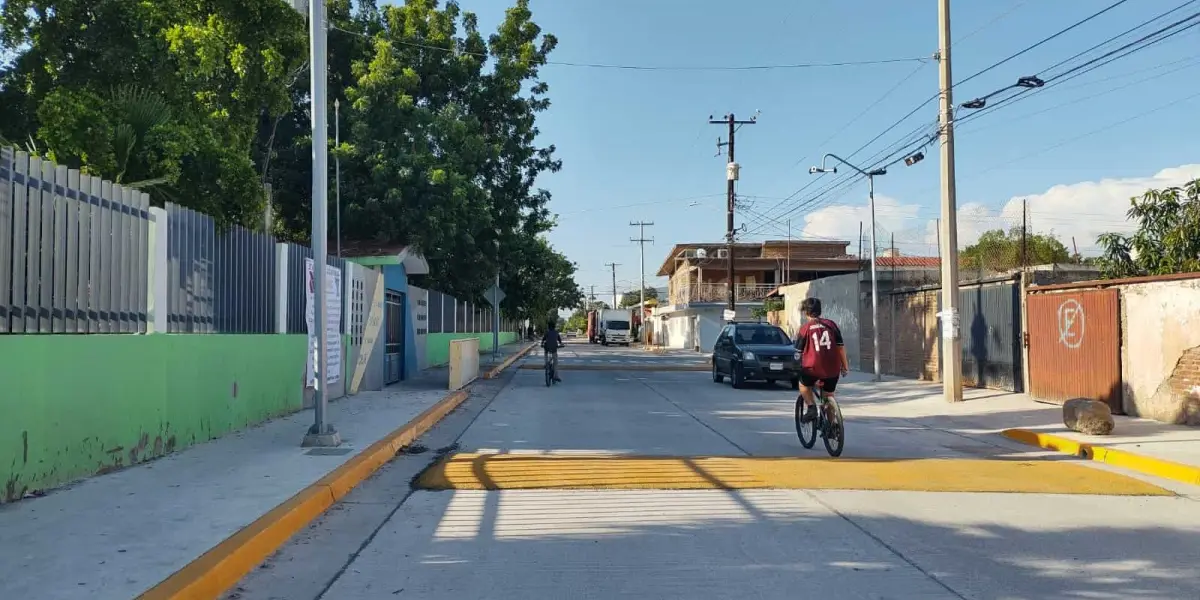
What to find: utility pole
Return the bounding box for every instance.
[786,219,792,283]
[303,0,339,446]
[630,221,654,314]
[710,113,757,312]
[605,263,620,309]
[937,0,964,403]
[1021,198,1028,271]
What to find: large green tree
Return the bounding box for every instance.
[618,286,658,308]
[1097,178,1200,278]
[1,0,306,224]
[960,227,1070,273]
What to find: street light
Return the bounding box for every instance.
[809,154,890,382]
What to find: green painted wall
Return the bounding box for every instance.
[426,331,518,367]
[1,334,307,502]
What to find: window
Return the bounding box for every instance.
[736,325,790,345]
[609,320,630,330]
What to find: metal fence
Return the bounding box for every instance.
[1,148,150,333]
[424,287,507,334]
[285,243,347,334]
[164,203,277,333]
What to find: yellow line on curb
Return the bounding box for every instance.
[483,343,537,379]
[138,388,474,600]
[415,453,1172,496]
[518,363,708,372]
[1001,429,1200,487]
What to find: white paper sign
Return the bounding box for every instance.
[305,257,343,387]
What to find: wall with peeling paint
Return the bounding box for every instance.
[2,334,306,502]
[778,274,861,370]
[1119,279,1200,425]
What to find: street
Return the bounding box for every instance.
[230,341,1200,600]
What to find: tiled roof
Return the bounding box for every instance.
[875,256,940,268]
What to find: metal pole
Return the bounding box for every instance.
[938,0,964,402]
[493,272,500,362]
[786,219,791,283]
[334,98,341,258]
[868,175,881,382]
[304,0,339,445]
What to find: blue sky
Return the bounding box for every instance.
[466,0,1200,296]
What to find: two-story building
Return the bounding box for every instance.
[647,239,861,351]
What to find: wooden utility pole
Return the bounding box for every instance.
[937,0,964,403]
[710,113,757,312]
[1021,198,1028,271]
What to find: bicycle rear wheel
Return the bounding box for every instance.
[545,361,552,387]
[795,394,817,449]
[822,397,845,457]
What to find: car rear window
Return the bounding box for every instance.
[736,326,790,345]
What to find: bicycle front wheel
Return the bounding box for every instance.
[545,362,552,387]
[823,398,845,457]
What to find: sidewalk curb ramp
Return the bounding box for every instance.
[1002,429,1200,486]
[483,343,536,379]
[139,386,478,600]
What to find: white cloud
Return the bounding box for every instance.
[800,164,1200,256]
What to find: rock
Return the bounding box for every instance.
[1063,398,1115,435]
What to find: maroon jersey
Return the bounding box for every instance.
[795,318,845,379]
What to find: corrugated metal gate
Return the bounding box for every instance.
[958,281,1023,392]
[1027,289,1122,413]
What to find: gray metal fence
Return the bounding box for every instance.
[422,288,508,334]
[1,148,150,333]
[164,203,277,333]
[285,243,347,334]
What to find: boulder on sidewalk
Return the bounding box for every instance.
[1063,398,1115,435]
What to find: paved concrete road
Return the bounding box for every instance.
[232,352,1200,600]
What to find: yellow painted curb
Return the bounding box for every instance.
[1001,429,1200,487]
[483,343,537,379]
[517,363,708,372]
[139,388,473,600]
[416,453,1172,496]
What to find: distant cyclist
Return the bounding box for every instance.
[794,297,850,423]
[541,319,565,383]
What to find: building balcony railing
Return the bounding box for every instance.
[671,283,776,305]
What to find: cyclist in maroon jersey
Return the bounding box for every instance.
[794,297,850,423]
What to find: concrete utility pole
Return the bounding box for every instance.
[710,113,757,312]
[938,0,964,403]
[334,97,342,258]
[630,221,654,313]
[605,263,621,309]
[303,0,339,446]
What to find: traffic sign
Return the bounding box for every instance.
[484,283,506,307]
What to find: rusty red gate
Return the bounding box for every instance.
[1026,288,1122,413]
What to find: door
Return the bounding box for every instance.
[958,282,1023,392]
[715,325,733,371]
[1026,289,1121,413]
[384,290,405,384]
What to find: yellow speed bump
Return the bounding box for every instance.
[415,453,1173,496]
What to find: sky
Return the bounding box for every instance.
[463,0,1200,298]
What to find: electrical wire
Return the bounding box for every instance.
[329,24,927,71]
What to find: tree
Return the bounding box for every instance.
[960,227,1070,273]
[1097,178,1200,279]
[618,287,658,308]
[1,0,306,225]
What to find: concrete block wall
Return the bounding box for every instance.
[1117,277,1200,424]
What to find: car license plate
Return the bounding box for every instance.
[769,362,783,371]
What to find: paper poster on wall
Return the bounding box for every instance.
[305,257,343,387]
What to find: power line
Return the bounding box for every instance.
[329,24,927,71]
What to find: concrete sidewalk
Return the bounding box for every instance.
[840,374,1200,480]
[0,342,529,600]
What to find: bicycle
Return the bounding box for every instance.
[794,379,845,457]
[544,345,562,387]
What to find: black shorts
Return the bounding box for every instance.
[799,373,839,393]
